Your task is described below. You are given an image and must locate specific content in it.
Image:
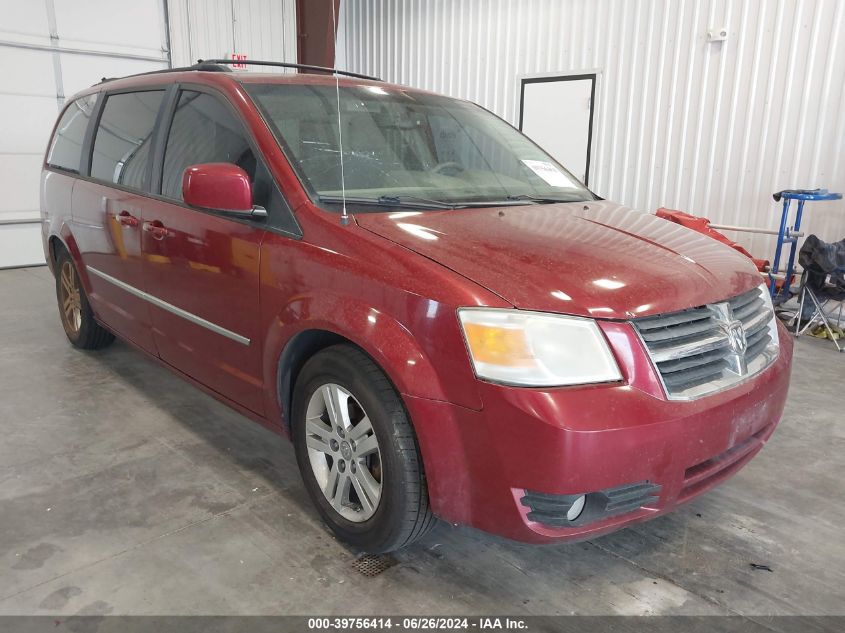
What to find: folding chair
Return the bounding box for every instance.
[792,235,845,352]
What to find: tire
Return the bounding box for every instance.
[54,248,114,350]
[292,344,437,552]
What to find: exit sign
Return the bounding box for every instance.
[231,53,247,69]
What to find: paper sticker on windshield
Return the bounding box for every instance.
[521,160,571,187]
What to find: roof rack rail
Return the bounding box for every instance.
[99,62,231,84]
[197,58,381,81]
[96,59,377,86]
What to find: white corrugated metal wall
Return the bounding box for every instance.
[337,0,845,260]
[0,0,170,268]
[168,0,297,69]
[0,0,297,268]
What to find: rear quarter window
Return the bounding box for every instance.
[46,94,98,173]
[91,90,165,189]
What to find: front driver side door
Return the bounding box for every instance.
[140,88,266,414]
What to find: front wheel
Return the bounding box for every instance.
[292,344,436,552]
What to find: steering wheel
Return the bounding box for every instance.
[432,161,466,177]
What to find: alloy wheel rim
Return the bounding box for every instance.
[59,261,82,334]
[305,383,382,522]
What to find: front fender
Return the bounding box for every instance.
[261,289,483,427]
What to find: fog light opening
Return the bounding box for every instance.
[567,494,586,521]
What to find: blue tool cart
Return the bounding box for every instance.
[768,189,842,304]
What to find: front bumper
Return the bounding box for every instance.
[405,323,793,544]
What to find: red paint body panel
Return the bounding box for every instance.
[71,179,158,354]
[139,194,266,414]
[407,326,792,542]
[39,70,794,545]
[257,211,502,415]
[355,201,764,319]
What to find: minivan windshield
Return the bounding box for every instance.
[245,83,595,209]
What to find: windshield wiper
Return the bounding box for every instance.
[377,195,459,209]
[318,194,458,210]
[318,193,581,210]
[505,194,586,204]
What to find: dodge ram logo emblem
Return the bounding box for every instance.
[725,320,747,355]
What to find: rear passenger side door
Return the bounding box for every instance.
[71,89,166,354]
[139,88,267,413]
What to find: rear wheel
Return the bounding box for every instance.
[55,249,114,350]
[292,344,436,552]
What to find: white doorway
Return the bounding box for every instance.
[518,73,597,186]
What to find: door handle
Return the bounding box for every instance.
[117,210,139,228]
[143,220,168,240]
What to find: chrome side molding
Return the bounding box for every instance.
[86,265,251,346]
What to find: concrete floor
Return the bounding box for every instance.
[0,265,843,619]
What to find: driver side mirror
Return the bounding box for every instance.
[182,162,267,218]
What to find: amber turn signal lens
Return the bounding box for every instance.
[458,308,622,387]
[462,322,534,367]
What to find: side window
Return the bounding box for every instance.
[91,90,165,189]
[46,94,98,173]
[161,91,256,200]
[162,89,301,237]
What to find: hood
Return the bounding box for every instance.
[355,201,763,319]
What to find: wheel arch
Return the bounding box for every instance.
[276,328,348,432]
[274,322,452,432]
[48,234,66,268]
[265,292,475,432]
[46,230,90,290]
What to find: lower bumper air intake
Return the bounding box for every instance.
[521,481,662,528]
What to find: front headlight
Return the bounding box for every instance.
[457,308,622,387]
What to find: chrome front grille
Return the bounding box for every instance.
[633,286,779,400]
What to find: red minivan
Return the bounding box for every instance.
[41,61,793,553]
